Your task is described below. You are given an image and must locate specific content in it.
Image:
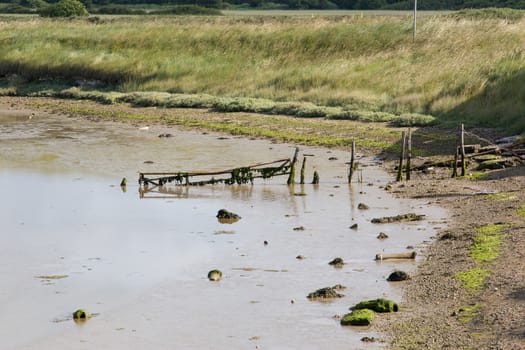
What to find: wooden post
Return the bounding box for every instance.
[348,140,356,183]
[312,170,320,184]
[300,156,306,185]
[287,147,299,185]
[396,131,406,182]
[413,0,417,42]
[406,128,412,181]
[452,140,459,178]
[460,124,466,177]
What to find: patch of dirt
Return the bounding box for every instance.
[377,167,525,350]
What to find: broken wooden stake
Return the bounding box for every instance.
[287,147,300,186]
[348,140,356,183]
[406,128,412,181]
[375,251,417,261]
[300,156,306,184]
[396,131,406,182]
[460,124,466,176]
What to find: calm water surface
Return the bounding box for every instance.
[0,111,447,349]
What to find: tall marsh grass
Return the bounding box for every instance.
[1,11,524,132]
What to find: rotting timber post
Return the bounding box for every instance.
[396,131,406,182]
[348,140,356,183]
[287,147,300,185]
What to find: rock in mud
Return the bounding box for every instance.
[216,209,241,224]
[328,257,344,267]
[357,203,369,210]
[352,298,399,313]
[307,285,345,300]
[377,232,389,239]
[293,226,305,231]
[340,309,375,326]
[158,133,174,138]
[207,269,222,281]
[349,223,358,230]
[73,309,90,320]
[387,270,410,281]
[371,213,425,224]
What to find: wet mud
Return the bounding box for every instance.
[0,110,447,349]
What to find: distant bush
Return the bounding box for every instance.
[39,0,89,17]
[93,6,146,14]
[149,5,222,15]
[0,4,34,13]
[448,8,525,20]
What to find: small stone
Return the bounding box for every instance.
[290,299,296,304]
[208,269,222,281]
[296,255,305,260]
[263,240,268,245]
[307,286,344,299]
[377,232,389,239]
[73,309,90,320]
[328,257,344,267]
[387,270,410,282]
[328,157,338,161]
[357,203,369,210]
[361,337,376,342]
[349,223,358,230]
[293,226,305,231]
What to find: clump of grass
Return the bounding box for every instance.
[1,15,525,134]
[516,203,525,218]
[485,192,518,201]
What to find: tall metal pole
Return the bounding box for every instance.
[413,0,417,42]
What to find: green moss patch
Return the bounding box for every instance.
[516,203,525,218]
[485,192,518,201]
[340,309,375,326]
[455,268,488,292]
[352,298,399,313]
[471,223,508,262]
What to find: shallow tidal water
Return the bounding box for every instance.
[0,110,447,349]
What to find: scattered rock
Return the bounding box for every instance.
[387,270,410,281]
[377,232,389,239]
[73,309,90,321]
[340,309,375,326]
[357,203,369,210]
[406,245,414,249]
[328,257,344,267]
[296,255,305,260]
[349,223,358,230]
[371,213,426,224]
[352,298,399,313]
[307,286,345,300]
[328,157,338,161]
[158,133,174,138]
[312,171,320,184]
[439,232,457,241]
[293,226,305,231]
[361,336,377,342]
[263,240,268,245]
[216,209,241,224]
[143,160,154,164]
[385,184,393,191]
[207,269,222,281]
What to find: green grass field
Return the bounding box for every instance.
[1,9,524,134]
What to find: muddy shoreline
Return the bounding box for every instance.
[2,96,524,349]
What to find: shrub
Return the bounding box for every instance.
[39,0,89,17]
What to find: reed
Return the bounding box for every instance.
[1,11,524,133]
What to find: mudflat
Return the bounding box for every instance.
[1,96,524,349]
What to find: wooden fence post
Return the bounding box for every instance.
[287,147,299,185]
[460,124,466,176]
[348,140,356,183]
[452,140,459,178]
[300,156,306,184]
[396,131,406,182]
[406,128,412,180]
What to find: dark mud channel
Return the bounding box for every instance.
[0,110,447,349]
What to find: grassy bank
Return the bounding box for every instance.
[1,10,524,133]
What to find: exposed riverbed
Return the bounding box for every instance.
[0,110,447,349]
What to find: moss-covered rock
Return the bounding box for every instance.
[207,269,222,281]
[73,309,90,320]
[307,285,345,299]
[328,257,344,267]
[352,298,399,312]
[340,309,375,326]
[216,209,241,224]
